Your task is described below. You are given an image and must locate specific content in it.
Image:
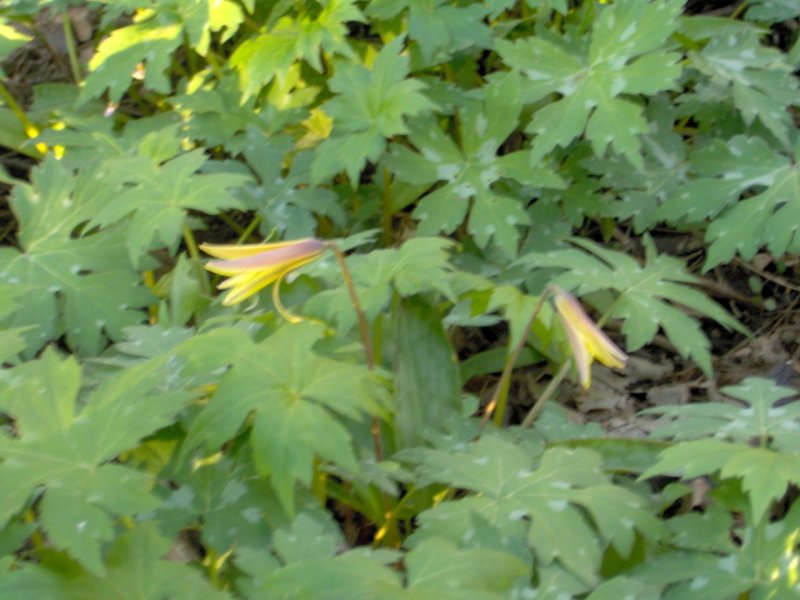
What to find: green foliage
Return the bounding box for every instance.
[231,0,362,101]
[0,158,152,355]
[659,136,800,268]
[0,523,232,599]
[306,236,456,331]
[499,0,684,168]
[89,128,251,266]
[517,236,745,374]
[312,37,438,183]
[645,377,800,450]
[746,0,800,22]
[408,434,664,584]
[387,73,564,257]
[2,0,799,596]
[177,322,380,515]
[0,350,193,574]
[641,377,800,525]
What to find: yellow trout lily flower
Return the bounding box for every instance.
[200,238,326,311]
[554,290,627,388]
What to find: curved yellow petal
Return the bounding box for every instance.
[202,238,326,309]
[554,291,627,388]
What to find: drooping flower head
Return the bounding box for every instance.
[554,290,627,388]
[200,238,325,311]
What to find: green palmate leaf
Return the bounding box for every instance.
[171,78,285,150]
[238,132,345,238]
[0,523,232,600]
[177,322,380,514]
[408,434,663,585]
[231,0,362,101]
[587,577,660,600]
[90,134,251,266]
[0,350,193,574]
[642,439,800,524]
[312,37,438,183]
[252,524,526,599]
[659,136,800,269]
[260,550,404,599]
[366,0,491,63]
[239,513,402,598]
[78,0,243,102]
[177,0,244,55]
[156,455,292,554]
[584,95,689,232]
[0,286,29,364]
[498,0,684,168]
[746,0,800,21]
[392,297,462,449]
[387,73,563,257]
[78,15,183,104]
[645,377,800,452]
[404,537,530,599]
[517,236,745,375]
[686,28,798,144]
[625,551,751,600]
[272,513,345,564]
[306,237,456,333]
[630,503,800,597]
[0,157,151,356]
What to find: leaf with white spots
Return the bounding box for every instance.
[0,350,193,575]
[311,37,437,184]
[687,29,798,145]
[90,142,251,267]
[407,434,664,585]
[665,136,800,269]
[746,0,800,22]
[0,157,151,357]
[177,322,381,515]
[386,73,564,257]
[156,456,290,554]
[516,236,745,375]
[366,0,491,63]
[584,95,689,232]
[0,523,232,599]
[498,0,684,167]
[645,377,800,452]
[642,439,800,524]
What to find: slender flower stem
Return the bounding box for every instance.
[381,169,393,246]
[327,242,382,460]
[481,288,553,430]
[520,361,570,428]
[183,222,210,295]
[237,214,262,244]
[61,13,82,84]
[214,212,245,236]
[327,243,375,369]
[0,82,41,146]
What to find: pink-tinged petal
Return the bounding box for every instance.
[203,239,325,272]
[199,238,323,260]
[554,290,627,388]
[201,238,326,308]
[558,310,591,388]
